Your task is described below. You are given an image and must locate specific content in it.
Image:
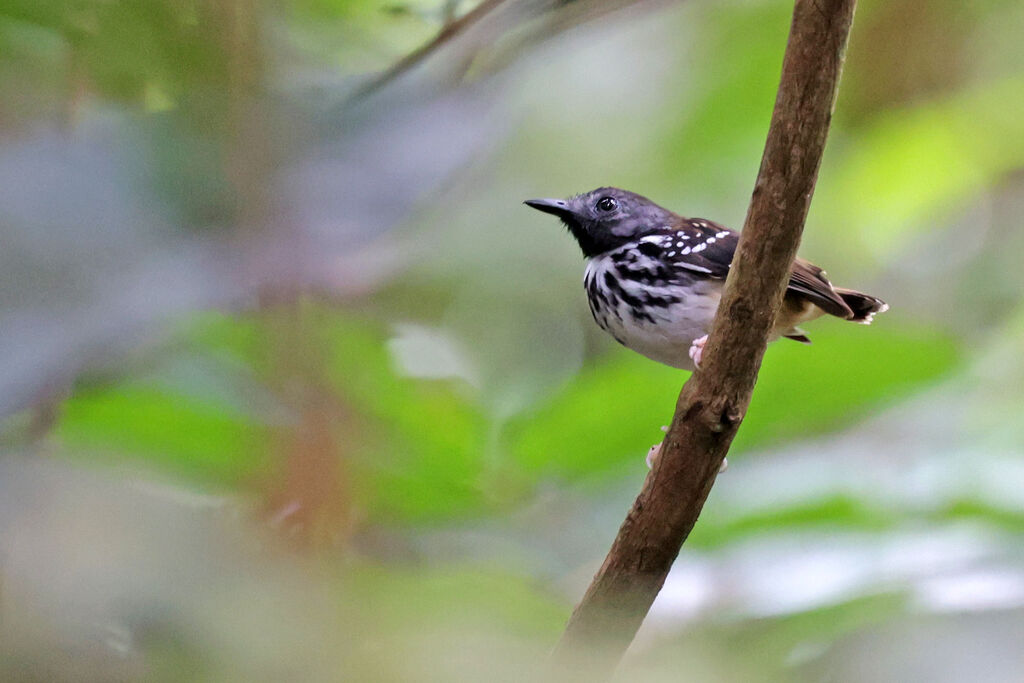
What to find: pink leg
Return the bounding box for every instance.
[688,334,709,368]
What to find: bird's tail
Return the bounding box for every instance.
[835,288,889,324]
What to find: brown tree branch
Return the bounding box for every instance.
[550,0,858,676]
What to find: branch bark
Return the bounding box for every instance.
[550,0,857,675]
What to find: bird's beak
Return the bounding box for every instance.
[524,198,571,217]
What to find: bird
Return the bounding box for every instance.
[525,187,888,372]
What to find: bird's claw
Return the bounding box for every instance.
[646,426,669,469]
[646,443,661,469]
[688,334,709,368]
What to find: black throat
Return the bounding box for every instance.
[563,219,626,258]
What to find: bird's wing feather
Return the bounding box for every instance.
[650,219,854,319]
[786,258,854,318]
[649,218,737,279]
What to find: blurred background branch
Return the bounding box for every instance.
[350,0,509,97]
[350,0,674,99]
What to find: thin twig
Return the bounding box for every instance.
[549,0,858,677]
[351,0,662,100]
[351,0,511,99]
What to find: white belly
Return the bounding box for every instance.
[584,255,722,371]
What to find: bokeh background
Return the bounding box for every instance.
[1,0,1023,680]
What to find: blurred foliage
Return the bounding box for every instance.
[1,0,1023,679]
[510,324,958,481]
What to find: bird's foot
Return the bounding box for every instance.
[646,425,669,469]
[645,442,661,469]
[688,334,709,368]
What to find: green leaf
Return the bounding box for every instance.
[508,322,960,479]
[56,384,271,488]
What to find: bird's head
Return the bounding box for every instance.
[524,187,675,257]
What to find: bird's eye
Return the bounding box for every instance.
[596,196,618,212]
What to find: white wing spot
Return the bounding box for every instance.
[706,237,716,244]
[716,230,730,238]
[681,247,691,255]
[692,244,707,253]
[667,251,676,257]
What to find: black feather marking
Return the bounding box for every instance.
[603,271,644,309]
[631,308,656,324]
[603,271,621,292]
[618,265,670,286]
[637,241,661,258]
